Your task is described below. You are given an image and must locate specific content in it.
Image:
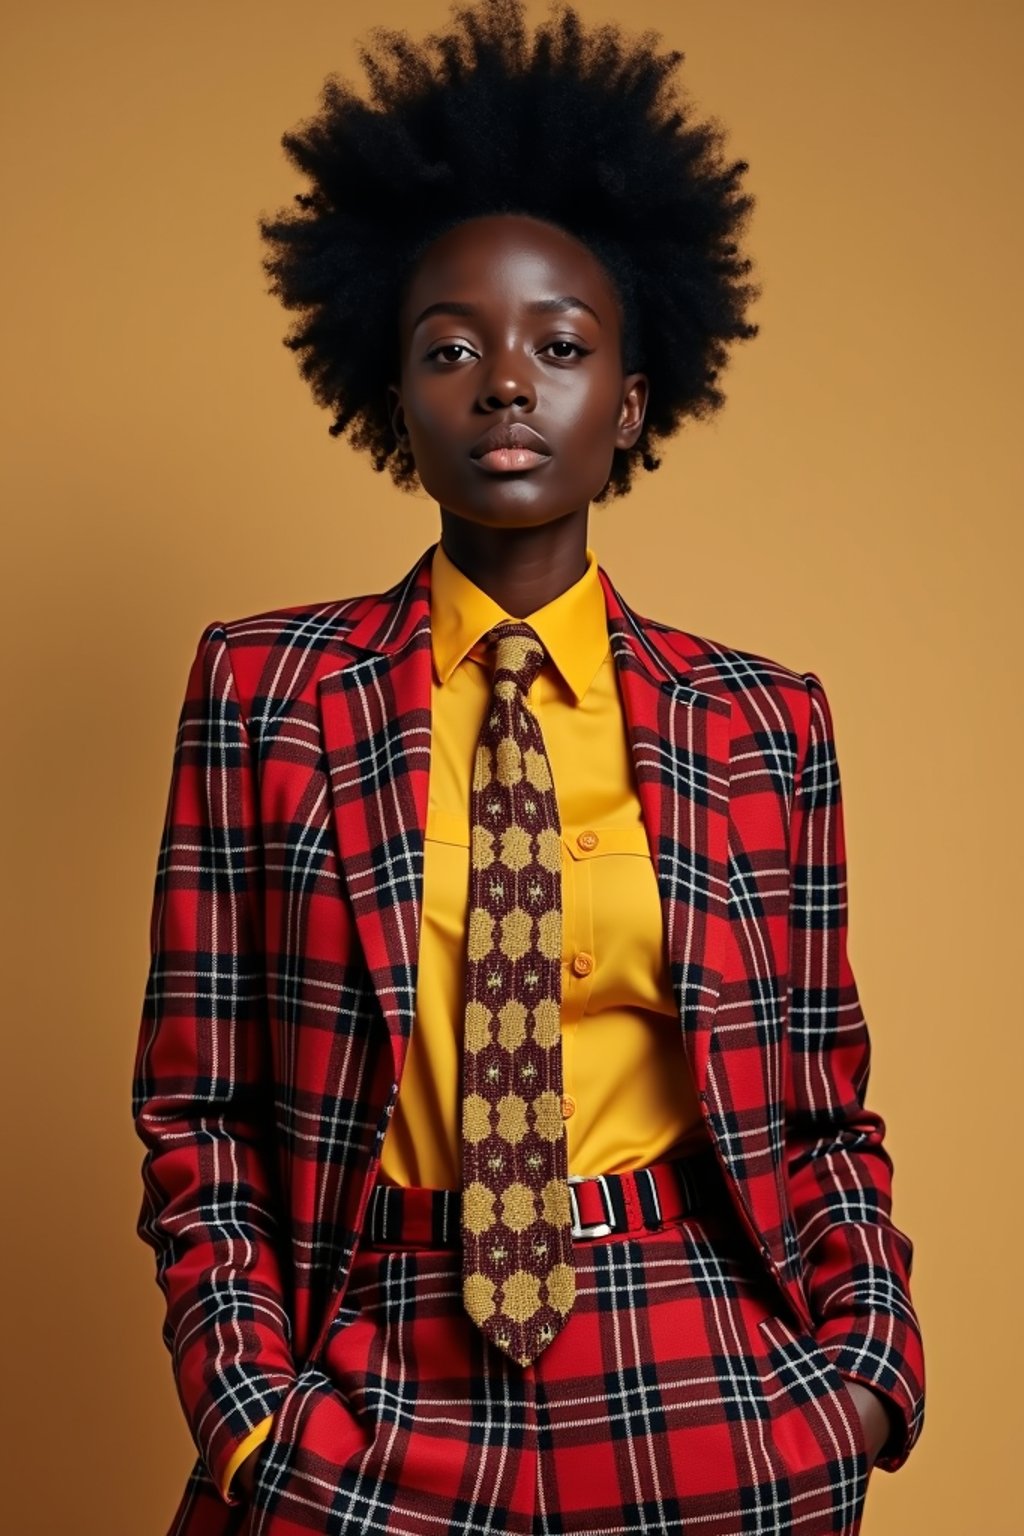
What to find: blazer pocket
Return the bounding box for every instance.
[756,1313,869,1468]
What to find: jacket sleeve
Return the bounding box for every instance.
[785,670,925,1471]
[131,622,297,1505]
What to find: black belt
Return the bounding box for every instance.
[363,1144,721,1248]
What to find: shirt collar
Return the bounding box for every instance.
[430,539,609,703]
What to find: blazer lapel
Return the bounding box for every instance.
[598,570,732,1101]
[316,548,435,1090]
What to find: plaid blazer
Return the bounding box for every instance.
[132,542,924,1534]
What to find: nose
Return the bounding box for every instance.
[477,344,536,412]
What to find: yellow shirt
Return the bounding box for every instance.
[220,541,703,1497]
[379,541,702,1185]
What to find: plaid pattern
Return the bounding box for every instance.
[132,543,923,1536]
[242,1200,870,1535]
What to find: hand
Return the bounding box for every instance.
[232,1440,265,1503]
[840,1378,893,1470]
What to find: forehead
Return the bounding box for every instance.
[399,213,619,328]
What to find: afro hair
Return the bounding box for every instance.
[258,0,759,501]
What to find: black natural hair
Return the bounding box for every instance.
[259,0,759,501]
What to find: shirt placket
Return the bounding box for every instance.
[560,833,595,1161]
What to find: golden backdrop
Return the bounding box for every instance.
[3,2,1021,1532]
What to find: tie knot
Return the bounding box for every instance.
[485,621,546,696]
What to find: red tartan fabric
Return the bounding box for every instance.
[227,1204,870,1536]
[132,543,924,1536]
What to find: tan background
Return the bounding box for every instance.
[2,1,1021,1530]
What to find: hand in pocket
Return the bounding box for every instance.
[839,1377,893,1472]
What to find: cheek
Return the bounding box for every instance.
[560,374,625,443]
[401,384,446,442]
[403,406,457,478]
[559,410,623,481]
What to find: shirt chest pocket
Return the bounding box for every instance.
[423,808,674,1020]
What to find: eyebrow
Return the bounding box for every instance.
[411,295,602,330]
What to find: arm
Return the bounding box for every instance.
[132,623,297,1505]
[785,670,925,1470]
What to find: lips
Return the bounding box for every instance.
[469,422,552,459]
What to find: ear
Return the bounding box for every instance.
[614,373,649,451]
[386,383,409,446]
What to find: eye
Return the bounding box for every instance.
[426,342,477,364]
[543,340,590,360]
[424,338,592,366]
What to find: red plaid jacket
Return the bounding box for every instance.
[132,543,924,1534]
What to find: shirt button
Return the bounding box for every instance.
[571,952,594,977]
[576,830,599,852]
[561,1094,577,1119]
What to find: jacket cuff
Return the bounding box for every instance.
[203,1372,296,1506]
[814,1313,925,1471]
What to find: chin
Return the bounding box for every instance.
[438,500,586,531]
[427,474,596,529]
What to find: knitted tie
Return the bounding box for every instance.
[460,621,576,1367]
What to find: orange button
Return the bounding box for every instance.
[561,1093,577,1119]
[576,830,599,852]
[571,952,594,977]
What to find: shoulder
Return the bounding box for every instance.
[643,619,847,821]
[600,565,820,723]
[641,605,820,711]
[625,605,840,788]
[190,579,395,717]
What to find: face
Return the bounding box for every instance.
[388,213,648,529]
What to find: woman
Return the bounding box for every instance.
[132,3,924,1533]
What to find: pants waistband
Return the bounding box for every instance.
[363,1144,722,1249]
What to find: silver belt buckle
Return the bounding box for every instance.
[567,1173,613,1239]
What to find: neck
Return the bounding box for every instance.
[438,508,590,616]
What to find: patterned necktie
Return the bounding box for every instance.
[460,621,576,1366]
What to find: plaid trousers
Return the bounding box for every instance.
[240,1186,869,1536]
